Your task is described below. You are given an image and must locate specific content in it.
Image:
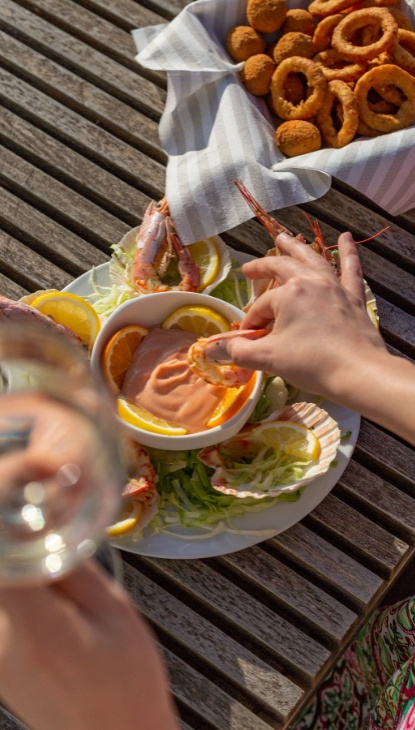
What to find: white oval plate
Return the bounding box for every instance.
[64,258,360,559]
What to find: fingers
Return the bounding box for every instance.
[242,232,334,281]
[51,558,127,622]
[338,232,366,302]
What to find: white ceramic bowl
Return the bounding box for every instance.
[91,291,263,450]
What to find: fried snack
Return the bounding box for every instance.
[313,13,344,51]
[241,53,277,94]
[331,8,399,60]
[352,0,401,8]
[281,8,316,35]
[247,0,287,32]
[276,119,322,154]
[390,28,415,73]
[317,78,359,144]
[373,81,405,104]
[355,63,415,130]
[273,31,316,63]
[270,56,327,119]
[388,7,414,30]
[308,0,357,18]
[284,72,307,102]
[226,25,266,62]
[314,47,368,79]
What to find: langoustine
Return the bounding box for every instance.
[131,196,200,293]
[120,440,159,531]
[187,326,270,387]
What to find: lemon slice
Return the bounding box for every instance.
[207,375,256,428]
[187,238,220,291]
[118,396,187,436]
[162,305,231,337]
[367,303,379,329]
[30,291,101,346]
[102,325,149,394]
[252,421,321,461]
[107,499,143,537]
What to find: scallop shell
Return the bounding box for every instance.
[199,402,341,499]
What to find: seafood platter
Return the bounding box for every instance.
[1,183,370,559]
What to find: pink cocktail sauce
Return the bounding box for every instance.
[121,327,228,433]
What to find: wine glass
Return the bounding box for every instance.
[0,319,124,583]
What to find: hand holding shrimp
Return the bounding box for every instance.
[221,231,387,398]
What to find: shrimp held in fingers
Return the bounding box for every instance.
[187,328,270,387]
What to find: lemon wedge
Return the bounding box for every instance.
[30,291,101,346]
[252,421,321,461]
[102,325,149,394]
[107,499,143,537]
[162,305,231,337]
[187,238,220,291]
[118,396,187,436]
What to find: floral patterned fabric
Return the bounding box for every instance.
[291,597,415,730]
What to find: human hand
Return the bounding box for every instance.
[0,560,180,730]
[225,232,386,400]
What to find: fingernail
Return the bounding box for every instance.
[277,232,294,243]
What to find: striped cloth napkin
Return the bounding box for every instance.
[133,0,415,244]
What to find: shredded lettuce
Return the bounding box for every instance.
[145,447,300,537]
[210,259,249,309]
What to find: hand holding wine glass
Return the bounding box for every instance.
[0,320,124,583]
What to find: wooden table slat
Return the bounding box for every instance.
[0,146,129,251]
[338,460,415,542]
[123,563,303,720]
[268,521,383,607]
[0,28,164,159]
[138,555,331,683]
[163,648,275,730]
[219,547,358,642]
[0,185,108,275]
[0,229,73,293]
[1,0,167,114]
[307,493,409,575]
[0,108,151,225]
[0,68,166,198]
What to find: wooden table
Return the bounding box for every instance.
[1,1,415,729]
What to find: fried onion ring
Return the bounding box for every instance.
[270,56,327,119]
[388,8,414,31]
[390,29,415,74]
[313,14,344,51]
[332,8,398,61]
[314,48,367,79]
[317,78,359,145]
[308,0,357,18]
[355,63,415,130]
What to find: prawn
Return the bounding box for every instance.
[121,441,160,529]
[131,196,200,293]
[187,327,270,387]
[235,179,389,279]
